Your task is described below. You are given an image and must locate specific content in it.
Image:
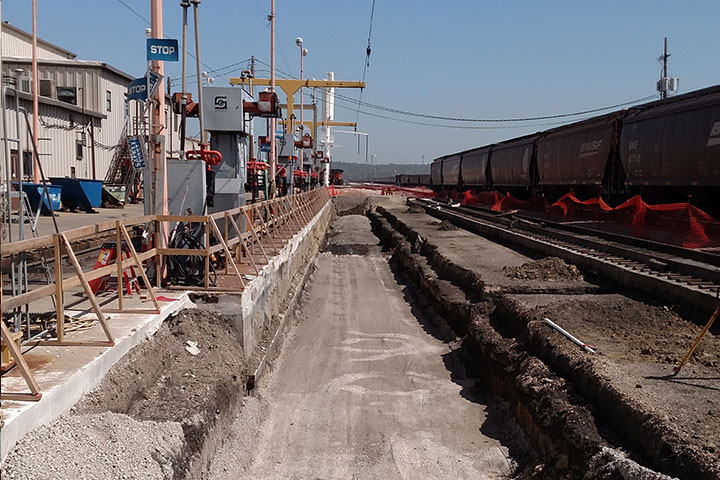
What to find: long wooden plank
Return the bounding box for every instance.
[61,234,114,343]
[158,247,207,255]
[1,321,41,395]
[120,224,161,312]
[157,214,208,222]
[116,223,124,311]
[60,250,155,291]
[254,205,280,255]
[1,284,56,311]
[227,214,260,275]
[2,214,157,256]
[54,234,64,342]
[209,217,245,288]
[245,209,269,263]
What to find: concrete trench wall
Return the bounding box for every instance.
[369,206,678,480]
[237,200,333,358]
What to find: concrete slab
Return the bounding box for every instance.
[0,292,194,461]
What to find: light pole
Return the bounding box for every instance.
[295,37,307,172]
[371,154,376,184]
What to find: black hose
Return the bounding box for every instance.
[166,222,217,286]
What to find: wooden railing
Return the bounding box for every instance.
[0,187,331,401]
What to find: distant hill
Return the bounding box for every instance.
[332,162,429,182]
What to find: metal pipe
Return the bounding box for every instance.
[31,0,40,183]
[180,1,189,157]
[191,0,206,145]
[269,0,276,197]
[543,317,595,354]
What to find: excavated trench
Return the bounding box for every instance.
[2,195,714,479]
[368,205,702,479]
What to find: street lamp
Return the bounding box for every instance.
[296,37,308,173]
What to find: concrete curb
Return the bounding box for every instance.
[1,294,194,462]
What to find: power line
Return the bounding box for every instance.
[332,91,658,122]
[170,59,251,82]
[255,58,656,128]
[115,0,218,79]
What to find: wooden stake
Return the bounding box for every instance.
[674,305,719,375]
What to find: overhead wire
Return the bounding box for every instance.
[254,58,656,129]
[354,0,376,128]
[114,0,220,80]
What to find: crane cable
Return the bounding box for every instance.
[354,0,376,130]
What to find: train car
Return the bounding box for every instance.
[418,174,431,186]
[537,112,623,197]
[489,134,540,190]
[619,90,720,210]
[441,153,462,188]
[620,92,720,188]
[461,146,493,188]
[430,159,443,189]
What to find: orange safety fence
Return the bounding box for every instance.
[456,189,720,248]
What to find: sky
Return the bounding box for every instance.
[3,1,720,166]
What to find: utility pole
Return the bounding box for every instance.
[250,55,255,77]
[31,0,39,183]
[150,0,167,217]
[661,37,669,100]
[269,0,277,197]
[179,1,189,157]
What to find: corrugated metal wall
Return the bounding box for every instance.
[0,69,133,182]
[1,28,73,60]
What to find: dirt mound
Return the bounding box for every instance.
[436,220,458,231]
[334,196,371,216]
[324,215,380,255]
[1,413,184,480]
[76,309,247,422]
[407,204,425,214]
[504,257,582,281]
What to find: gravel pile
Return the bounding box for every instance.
[1,413,184,480]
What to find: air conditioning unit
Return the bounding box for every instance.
[39,78,57,99]
[19,76,32,94]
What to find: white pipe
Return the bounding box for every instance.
[543,317,595,354]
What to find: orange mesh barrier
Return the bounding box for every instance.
[455,190,720,248]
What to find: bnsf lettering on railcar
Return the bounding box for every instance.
[580,140,603,153]
[708,121,720,147]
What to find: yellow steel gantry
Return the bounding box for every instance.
[230,78,365,137]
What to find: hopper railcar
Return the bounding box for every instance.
[430,85,720,215]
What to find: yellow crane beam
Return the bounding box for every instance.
[232,77,364,135]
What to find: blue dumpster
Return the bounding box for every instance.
[13,182,62,215]
[49,177,103,212]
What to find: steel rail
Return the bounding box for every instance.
[411,198,720,314]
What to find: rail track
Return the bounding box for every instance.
[410,197,720,315]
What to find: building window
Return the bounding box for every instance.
[76,140,84,160]
[106,90,112,112]
[57,87,77,105]
[22,151,33,179]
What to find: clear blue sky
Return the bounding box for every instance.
[4,1,720,166]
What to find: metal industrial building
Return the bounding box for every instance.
[0,22,189,187]
[1,22,134,182]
